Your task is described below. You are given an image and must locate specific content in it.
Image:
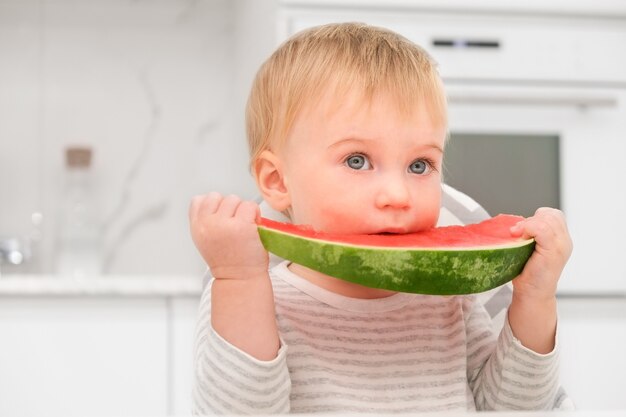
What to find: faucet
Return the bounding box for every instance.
[0,237,32,276]
[0,212,42,276]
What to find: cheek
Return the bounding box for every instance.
[290,178,364,231]
[316,204,363,232]
[417,186,442,227]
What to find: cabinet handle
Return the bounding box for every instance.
[447,93,618,109]
[432,38,500,49]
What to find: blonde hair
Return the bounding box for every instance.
[246,22,447,169]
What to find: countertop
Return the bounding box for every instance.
[0,274,203,297]
[246,411,625,417]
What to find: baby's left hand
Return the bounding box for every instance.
[510,207,573,300]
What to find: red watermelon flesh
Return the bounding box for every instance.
[258,214,524,249]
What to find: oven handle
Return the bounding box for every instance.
[447,93,618,109]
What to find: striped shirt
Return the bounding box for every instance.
[192,261,559,414]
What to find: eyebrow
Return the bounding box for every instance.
[423,143,444,153]
[329,137,444,154]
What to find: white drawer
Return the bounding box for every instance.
[280,8,626,85]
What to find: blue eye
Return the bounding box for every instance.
[345,154,371,170]
[409,159,430,174]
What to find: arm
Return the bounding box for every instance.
[192,278,291,415]
[466,297,560,411]
[508,207,572,353]
[189,192,280,360]
[468,207,572,410]
[189,193,290,415]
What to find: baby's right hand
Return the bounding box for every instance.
[189,192,269,280]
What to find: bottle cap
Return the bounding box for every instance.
[65,146,92,169]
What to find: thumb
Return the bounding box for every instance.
[235,200,261,224]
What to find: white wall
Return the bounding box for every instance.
[0,0,274,276]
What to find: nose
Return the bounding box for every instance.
[375,174,411,210]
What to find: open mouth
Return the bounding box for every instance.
[372,229,409,235]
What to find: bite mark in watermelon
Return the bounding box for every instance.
[257,214,535,295]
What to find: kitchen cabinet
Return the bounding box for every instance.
[558,297,626,410]
[0,297,168,417]
[1,277,625,411]
[0,276,202,417]
[279,0,626,18]
[280,8,626,84]
[170,298,200,416]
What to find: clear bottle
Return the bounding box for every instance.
[56,146,102,278]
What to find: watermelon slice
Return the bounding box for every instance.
[257,214,534,295]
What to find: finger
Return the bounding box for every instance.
[517,217,558,247]
[510,220,525,237]
[235,200,260,223]
[205,192,224,214]
[216,194,242,218]
[545,209,569,235]
[534,207,563,224]
[188,195,203,222]
[194,192,223,218]
[189,192,220,221]
[538,208,573,256]
[511,208,564,236]
[533,207,570,237]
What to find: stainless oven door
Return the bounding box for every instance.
[446,83,626,295]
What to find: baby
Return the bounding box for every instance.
[189,22,573,414]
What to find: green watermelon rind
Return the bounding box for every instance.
[257,225,535,295]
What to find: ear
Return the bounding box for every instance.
[254,150,291,212]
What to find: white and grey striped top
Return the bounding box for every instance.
[192,262,559,415]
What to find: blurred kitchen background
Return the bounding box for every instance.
[1,0,625,416]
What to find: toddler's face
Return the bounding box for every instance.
[278,87,446,235]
